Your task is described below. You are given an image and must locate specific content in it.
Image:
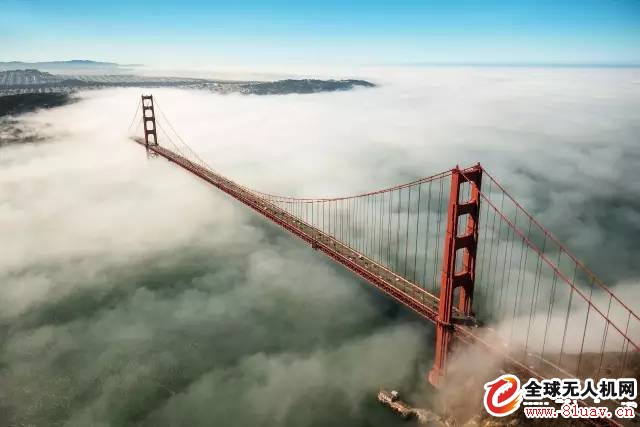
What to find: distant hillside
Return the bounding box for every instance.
[1,60,116,66]
[0,92,71,117]
[237,79,375,95]
[0,60,137,72]
[0,69,65,85]
[0,69,376,96]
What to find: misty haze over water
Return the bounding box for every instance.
[1,66,639,426]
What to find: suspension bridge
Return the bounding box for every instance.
[130,95,638,424]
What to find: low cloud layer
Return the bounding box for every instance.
[1,66,639,425]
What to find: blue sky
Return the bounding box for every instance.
[2,0,640,66]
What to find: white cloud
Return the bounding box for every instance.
[1,66,639,425]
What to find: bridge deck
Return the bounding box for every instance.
[132,139,580,371]
[135,138,472,324]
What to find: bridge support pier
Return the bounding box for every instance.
[428,164,482,387]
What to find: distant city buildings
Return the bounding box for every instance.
[0,69,374,97]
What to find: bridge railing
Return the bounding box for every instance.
[464,168,639,381]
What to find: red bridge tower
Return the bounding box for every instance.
[142,95,158,147]
[429,165,482,386]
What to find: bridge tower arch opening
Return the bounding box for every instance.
[429,165,482,387]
